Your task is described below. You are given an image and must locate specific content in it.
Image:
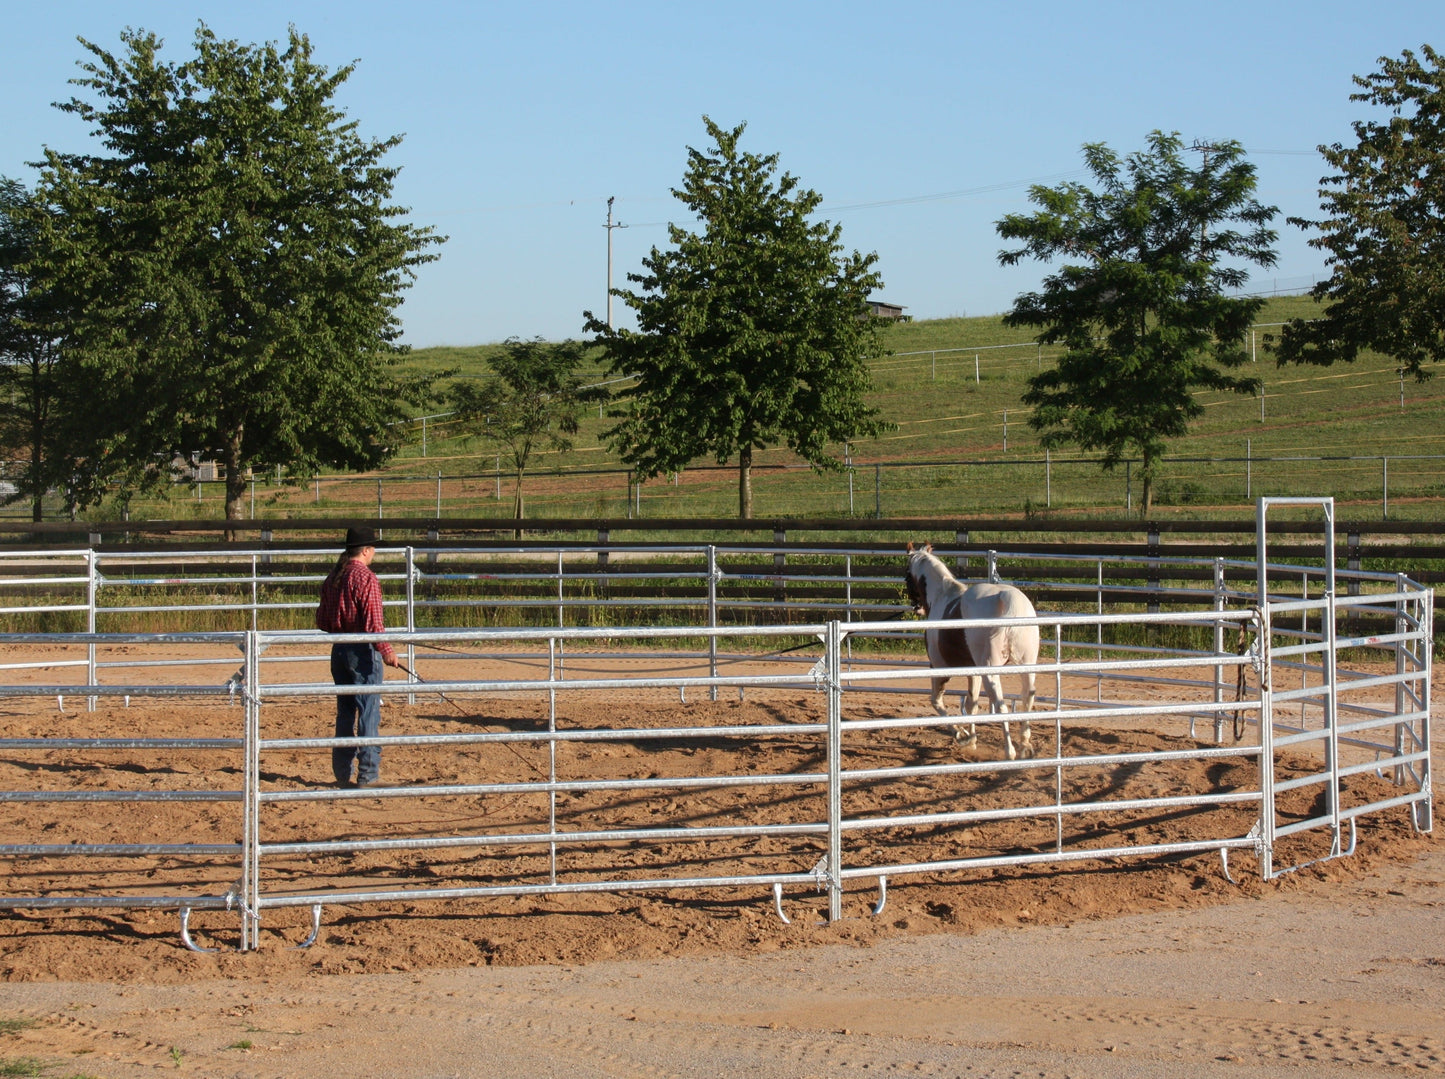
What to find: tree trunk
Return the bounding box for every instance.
[512,467,525,541]
[1140,461,1154,519]
[738,445,753,519]
[222,426,246,540]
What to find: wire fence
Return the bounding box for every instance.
[117,451,1444,524]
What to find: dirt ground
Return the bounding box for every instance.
[0,646,1438,1077]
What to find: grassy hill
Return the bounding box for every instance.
[119,294,1445,523]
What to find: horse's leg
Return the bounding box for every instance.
[942,676,978,748]
[1016,671,1037,757]
[977,672,1019,760]
[929,675,949,716]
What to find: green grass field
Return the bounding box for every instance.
[87,294,1445,523]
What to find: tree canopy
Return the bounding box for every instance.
[448,337,603,520]
[585,117,891,518]
[1275,45,1445,380]
[23,23,444,518]
[996,131,1278,516]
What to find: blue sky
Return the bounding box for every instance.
[2,1,1441,347]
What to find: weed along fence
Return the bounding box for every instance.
[0,499,1431,951]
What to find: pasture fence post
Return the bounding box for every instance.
[773,529,786,607]
[874,464,881,518]
[825,618,843,923]
[1147,530,1161,614]
[986,550,999,584]
[954,531,968,575]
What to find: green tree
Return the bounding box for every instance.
[0,178,80,521]
[1275,46,1445,380]
[24,24,443,519]
[996,131,1277,516]
[448,337,603,520]
[585,117,891,519]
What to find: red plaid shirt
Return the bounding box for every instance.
[316,559,396,664]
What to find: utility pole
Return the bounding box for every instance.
[604,196,628,328]
[1189,140,1227,253]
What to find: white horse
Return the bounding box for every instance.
[904,543,1040,760]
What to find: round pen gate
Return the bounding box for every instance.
[0,498,1431,950]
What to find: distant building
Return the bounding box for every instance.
[867,300,909,321]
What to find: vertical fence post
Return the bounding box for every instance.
[1211,558,1226,742]
[435,472,442,517]
[87,549,98,712]
[1045,449,1051,508]
[1382,457,1389,520]
[1125,461,1132,513]
[1257,604,1276,880]
[405,547,416,706]
[874,464,881,518]
[243,630,261,950]
[707,545,719,702]
[1322,501,1342,857]
[825,618,843,923]
[1246,439,1252,500]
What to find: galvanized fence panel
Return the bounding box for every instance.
[0,512,1431,950]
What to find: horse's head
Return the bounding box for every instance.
[904,542,934,617]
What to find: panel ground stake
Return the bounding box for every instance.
[872,875,888,916]
[772,883,790,925]
[291,904,323,949]
[179,906,221,953]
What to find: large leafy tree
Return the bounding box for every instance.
[1275,46,1445,380]
[586,117,891,519]
[997,131,1278,516]
[24,24,443,519]
[448,337,603,520]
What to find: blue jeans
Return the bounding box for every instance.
[332,643,382,784]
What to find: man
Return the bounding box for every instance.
[316,525,401,787]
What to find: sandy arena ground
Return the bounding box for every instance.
[0,643,1437,1077]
